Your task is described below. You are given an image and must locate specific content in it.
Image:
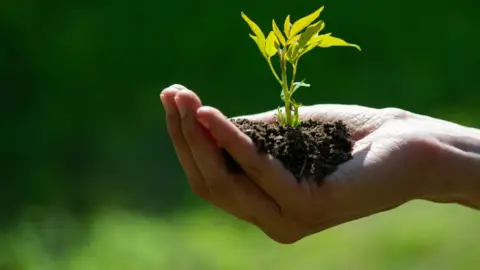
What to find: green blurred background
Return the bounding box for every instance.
[2,0,480,269]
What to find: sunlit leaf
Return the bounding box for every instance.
[272,19,286,46]
[289,6,324,37]
[248,34,267,57]
[241,12,265,40]
[284,15,291,37]
[316,33,362,51]
[306,35,322,46]
[265,31,279,57]
[241,12,267,56]
[297,20,325,50]
[286,43,299,62]
[286,34,300,45]
[298,43,317,58]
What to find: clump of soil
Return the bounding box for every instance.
[222,119,353,182]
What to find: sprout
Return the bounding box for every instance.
[241,7,361,126]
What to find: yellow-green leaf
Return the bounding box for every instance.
[286,34,300,46]
[306,35,322,46]
[297,20,325,49]
[289,6,324,38]
[248,34,267,57]
[241,12,265,40]
[316,33,361,51]
[265,31,279,57]
[272,19,286,46]
[241,12,267,53]
[284,15,291,37]
[286,43,300,62]
[298,43,317,58]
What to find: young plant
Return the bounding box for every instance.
[241,6,361,127]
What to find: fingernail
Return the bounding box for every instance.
[197,116,210,129]
[175,96,187,118]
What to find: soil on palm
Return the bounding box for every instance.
[222,118,353,182]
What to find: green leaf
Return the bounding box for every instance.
[248,34,267,58]
[265,31,279,57]
[275,107,286,125]
[286,43,299,62]
[290,97,302,126]
[286,34,300,45]
[316,33,362,51]
[272,19,286,46]
[289,6,324,38]
[292,79,310,95]
[297,20,325,50]
[280,79,310,101]
[284,15,291,37]
[298,43,317,58]
[241,12,267,56]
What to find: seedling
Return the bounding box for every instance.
[241,6,361,127]
[223,6,360,181]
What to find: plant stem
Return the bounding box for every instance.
[267,59,282,85]
[289,60,298,92]
[280,50,292,126]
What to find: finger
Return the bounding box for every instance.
[164,86,263,223]
[232,175,304,244]
[174,90,291,233]
[160,85,209,197]
[173,89,257,218]
[196,105,301,208]
[174,89,236,194]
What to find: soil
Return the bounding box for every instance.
[222,118,353,182]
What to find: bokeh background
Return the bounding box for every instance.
[2,0,480,269]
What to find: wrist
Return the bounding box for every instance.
[423,127,480,209]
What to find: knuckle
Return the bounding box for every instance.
[266,231,302,245]
[403,137,441,163]
[261,214,309,245]
[380,107,412,121]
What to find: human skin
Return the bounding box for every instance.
[160,84,480,244]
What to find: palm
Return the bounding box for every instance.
[237,105,425,235]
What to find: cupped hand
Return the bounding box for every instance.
[160,84,449,244]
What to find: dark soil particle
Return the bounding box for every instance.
[222,119,354,182]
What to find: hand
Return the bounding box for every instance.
[160,84,479,244]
